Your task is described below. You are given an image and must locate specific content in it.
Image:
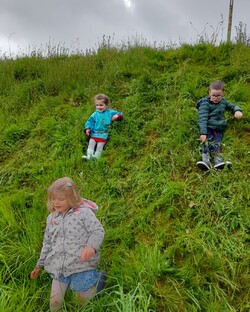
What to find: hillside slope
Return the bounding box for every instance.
[0,43,249,311]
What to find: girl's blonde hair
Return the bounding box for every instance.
[46,177,82,212]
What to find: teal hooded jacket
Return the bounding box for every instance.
[85,109,123,140]
[196,97,242,135]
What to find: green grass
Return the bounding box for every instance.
[0,42,250,311]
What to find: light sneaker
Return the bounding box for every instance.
[82,154,92,160]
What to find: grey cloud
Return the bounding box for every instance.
[0,0,249,55]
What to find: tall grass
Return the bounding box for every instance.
[0,41,249,311]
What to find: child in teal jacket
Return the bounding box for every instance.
[82,94,123,159]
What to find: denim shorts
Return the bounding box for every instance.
[52,269,99,292]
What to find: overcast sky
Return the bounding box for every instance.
[0,0,249,57]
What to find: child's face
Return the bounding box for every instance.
[209,89,224,104]
[95,100,108,112]
[52,193,70,215]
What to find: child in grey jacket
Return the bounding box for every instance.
[196,80,243,170]
[30,177,105,311]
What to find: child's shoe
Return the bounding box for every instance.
[82,149,94,160]
[214,155,225,170]
[96,270,106,293]
[225,161,232,169]
[82,155,89,159]
[196,153,211,171]
[82,154,93,160]
[93,151,102,159]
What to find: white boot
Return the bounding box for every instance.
[82,149,94,160]
[93,151,102,159]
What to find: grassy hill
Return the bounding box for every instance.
[0,42,249,311]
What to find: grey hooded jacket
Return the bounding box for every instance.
[36,199,105,278]
[196,97,242,135]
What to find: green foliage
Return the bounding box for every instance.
[0,42,249,312]
[2,124,29,146]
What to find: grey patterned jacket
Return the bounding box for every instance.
[36,199,105,278]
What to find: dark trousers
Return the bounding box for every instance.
[202,128,223,155]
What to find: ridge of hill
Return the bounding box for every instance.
[0,43,249,311]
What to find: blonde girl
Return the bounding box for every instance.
[30,177,105,311]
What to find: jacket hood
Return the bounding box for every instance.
[81,198,98,214]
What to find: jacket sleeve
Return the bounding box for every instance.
[225,99,242,114]
[84,113,96,130]
[36,216,52,268]
[111,110,123,121]
[197,99,209,135]
[83,209,105,252]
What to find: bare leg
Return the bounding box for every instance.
[50,279,68,312]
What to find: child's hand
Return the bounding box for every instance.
[111,114,119,121]
[234,111,243,119]
[112,114,123,121]
[30,267,42,279]
[85,129,90,136]
[200,135,207,143]
[80,246,96,261]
